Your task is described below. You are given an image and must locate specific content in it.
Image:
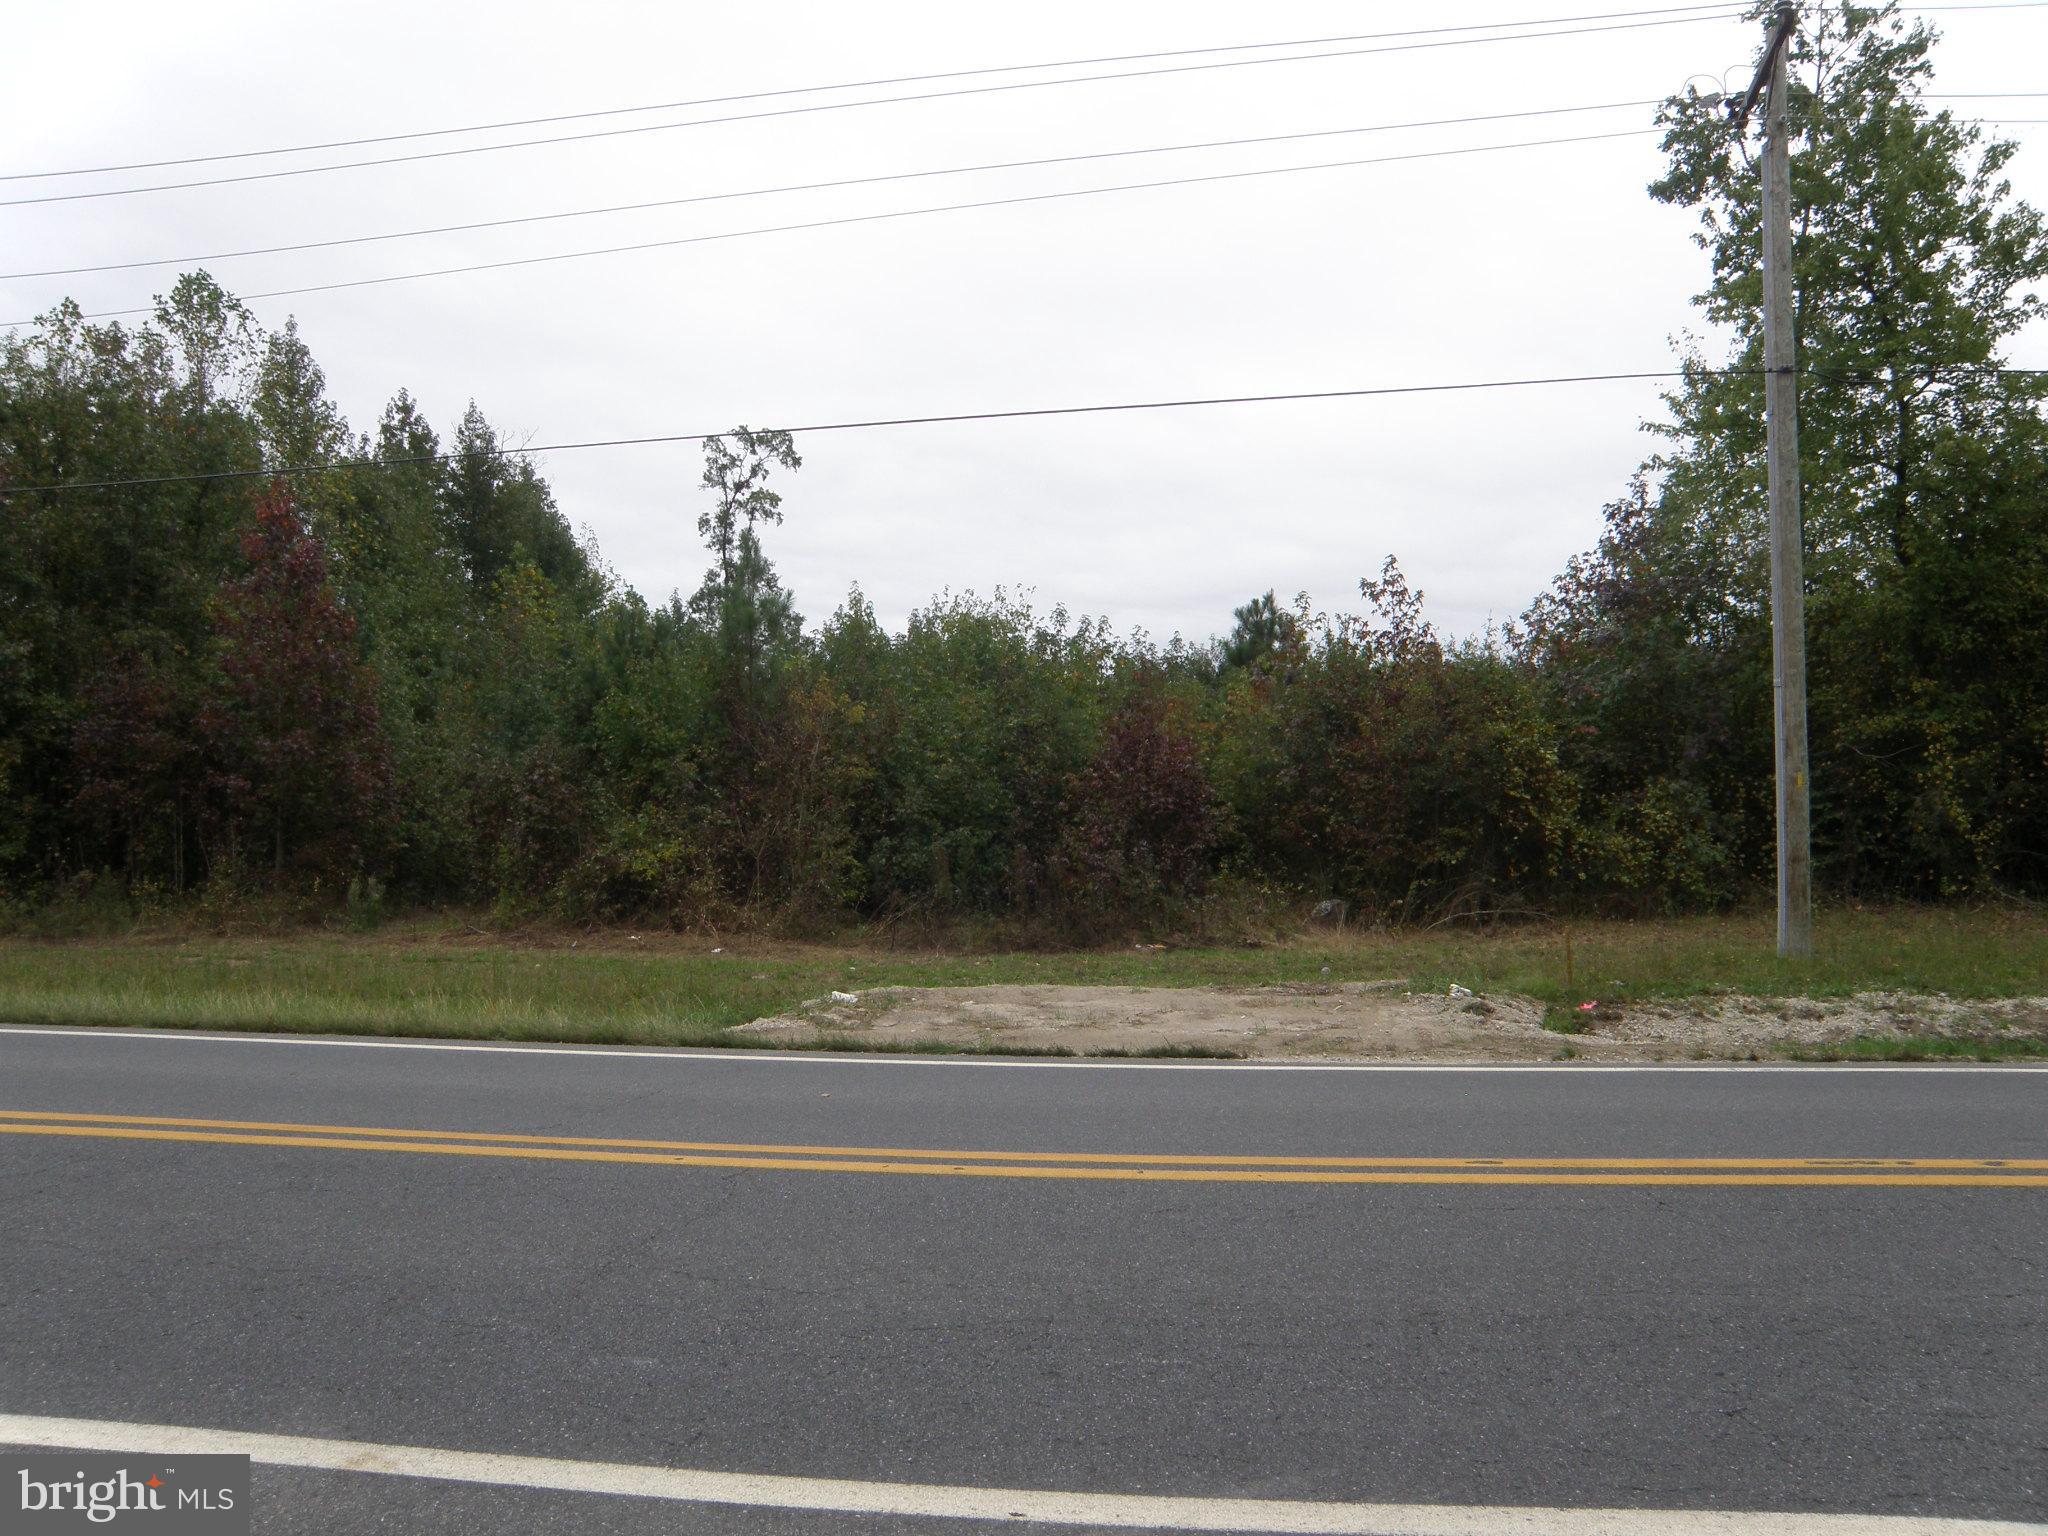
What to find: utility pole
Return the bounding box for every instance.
[1736,3,1811,959]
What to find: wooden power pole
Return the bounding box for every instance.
[1738,3,1811,959]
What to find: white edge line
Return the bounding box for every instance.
[2,1023,2046,1072]
[0,1414,2039,1536]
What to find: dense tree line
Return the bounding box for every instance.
[3,4,2044,929]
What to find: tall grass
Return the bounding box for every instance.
[0,906,2039,1047]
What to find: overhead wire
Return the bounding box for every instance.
[0,3,2036,464]
[19,91,2046,285]
[6,363,2043,499]
[0,4,1750,185]
[1,99,1663,281]
[0,372,1727,496]
[6,0,2035,188]
[5,127,1665,326]
[0,13,1750,209]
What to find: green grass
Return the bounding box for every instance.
[0,905,2039,1049]
[1541,1001,1622,1035]
[1778,1033,2048,1063]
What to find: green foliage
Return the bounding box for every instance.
[1632,1,2048,897]
[1514,477,1768,908]
[557,801,718,924]
[691,426,802,719]
[827,589,1113,913]
[2,278,263,891]
[4,5,2045,932]
[1216,563,1574,921]
[443,405,596,598]
[1780,1032,2048,1062]
[1220,590,1296,672]
[1,906,2039,1046]
[345,875,388,932]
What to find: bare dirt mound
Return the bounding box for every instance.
[1591,991,2048,1058]
[727,983,2048,1061]
[733,982,1551,1060]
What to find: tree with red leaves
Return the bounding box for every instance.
[200,481,393,876]
[72,652,199,888]
[1052,691,1216,922]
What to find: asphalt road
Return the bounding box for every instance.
[1,1024,2044,1534]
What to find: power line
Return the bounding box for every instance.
[24,94,2042,285]
[0,5,1748,185]
[0,4,2032,205]
[8,363,2039,497]
[6,0,2028,189]
[3,100,1661,282]
[0,14,1748,210]
[5,128,1662,327]
[1,372,1724,496]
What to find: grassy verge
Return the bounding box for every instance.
[1777,1033,2048,1063]
[0,905,2039,1049]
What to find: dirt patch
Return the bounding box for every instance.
[1589,991,2048,1058]
[727,983,2048,1061]
[733,981,1553,1059]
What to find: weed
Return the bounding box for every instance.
[1778,1033,2048,1063]
[345,876,388,933]
[0,906,2041,1053]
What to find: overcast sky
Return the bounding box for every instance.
[6,1,2045,644]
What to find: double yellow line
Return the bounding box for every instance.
[3,1109,2046,1187]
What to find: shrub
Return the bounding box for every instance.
[1051,693,1216,924]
